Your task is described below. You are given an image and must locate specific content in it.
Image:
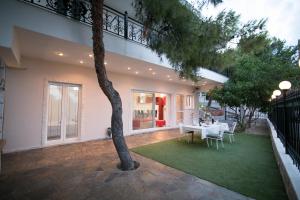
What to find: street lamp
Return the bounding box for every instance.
[273,90,281,97]
[272,90,281,135]
[271,94,276,100]
[279,80,292,154]
[279,81,292,91]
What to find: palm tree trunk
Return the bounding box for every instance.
[91,0,135,170]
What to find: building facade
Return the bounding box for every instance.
[0,0,228,153]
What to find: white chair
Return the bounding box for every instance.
[223,122,237,143]
[206,126,224,150]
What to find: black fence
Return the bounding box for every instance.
[19,0,148,46]
[269,90,300,171]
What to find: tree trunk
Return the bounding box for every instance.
[91,0,135,170]
[247,108,255,128]
[207,95,212,108]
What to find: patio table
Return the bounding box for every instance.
[181,123,229,143]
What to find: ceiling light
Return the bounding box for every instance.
[135,71,139,74]
[169,78,172,81]
[104,61,107,65]
[127,67,131,70]
[148,68,152,71]
[79,60,84,64]
[89,54,93,58]
[182,79,186,82]
[152,72,156,75]
[56,52,64,56]
[167,75,170,78]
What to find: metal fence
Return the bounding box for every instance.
[19,0,148,46]
[269,90,300,171]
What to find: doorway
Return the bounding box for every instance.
[46,82,81,144]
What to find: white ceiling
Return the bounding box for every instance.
[16,27,219,89]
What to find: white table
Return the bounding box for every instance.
[181,123,229,142]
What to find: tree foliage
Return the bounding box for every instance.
[212,32,300,129]
[134,0,240,80]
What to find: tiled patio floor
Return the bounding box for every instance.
[0,129,251,200]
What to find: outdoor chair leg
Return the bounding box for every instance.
[206,138,209,147]
[210,139,213,145]
[232,135,235,142]
[216,140,219,150]
[229,135,232,143]
[221,139,224,148]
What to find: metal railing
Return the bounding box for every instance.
[269,90,300,171]
[19,0,148,46]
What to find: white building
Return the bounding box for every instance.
[0,0,228,153]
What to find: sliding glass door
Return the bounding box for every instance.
[132,92,155,130]
[47,82,81,143]
[132,91,169,130]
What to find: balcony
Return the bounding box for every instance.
[19,0,148,46]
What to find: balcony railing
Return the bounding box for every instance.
[19,0,148,46]
[269,90,300,171]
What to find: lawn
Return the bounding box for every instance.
[132,133,288,200]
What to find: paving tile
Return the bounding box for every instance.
[0,130,251,200]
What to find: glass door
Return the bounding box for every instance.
[47,82,81,143]
[47,83,63,141]
[65,85,80,139]
[132,91,169,130]
[132,92,155,130]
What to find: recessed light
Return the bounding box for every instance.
[152,72,156,75]
[127,67,131,70]
[135,71,139,74]
[167,75,170,78]
[104,61,107,65]
[169,79,172,81]
[79,60,84,64]
[89,54,93,58]
[56,52,64,56]
[148,68,152,71]
[182,79,186,82]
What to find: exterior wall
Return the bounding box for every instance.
[0,0,171,68]
[3,58,194,153]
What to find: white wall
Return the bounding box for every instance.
[0,0,171,69]
[3,58,194,153]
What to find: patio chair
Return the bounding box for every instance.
[206,128,224,150]
[223,122,237,143]
[179,123,193,143]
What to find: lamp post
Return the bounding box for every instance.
[273,90,281,132]
[271,94,276,125]
[279,81,292,154]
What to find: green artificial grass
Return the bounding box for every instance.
[132,133,288,200]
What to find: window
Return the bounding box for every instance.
[185,95,194,109]
[176,94,184,124]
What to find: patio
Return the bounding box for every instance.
[0,129,251,200]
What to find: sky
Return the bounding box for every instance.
[188,0,300,46]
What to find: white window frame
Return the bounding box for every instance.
[42,81,82,146]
